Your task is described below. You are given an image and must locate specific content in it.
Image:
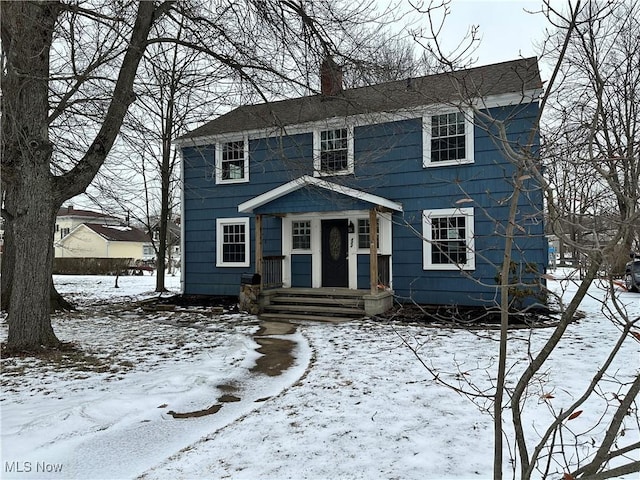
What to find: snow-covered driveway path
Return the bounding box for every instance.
[2,276,313,479]
[2,274,639,479]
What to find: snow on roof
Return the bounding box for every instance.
[83,223,150,242]
[102,225,133,231]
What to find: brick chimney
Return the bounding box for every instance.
[320,56,343,96]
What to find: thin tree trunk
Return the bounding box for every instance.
[1,209,16,312]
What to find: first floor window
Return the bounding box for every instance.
[357,218,379,250]
[422,208,475,270]
[216,218,250,267]
[292,220,311,250]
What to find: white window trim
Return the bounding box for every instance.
[215,137,249,184]
[422,207,475,271]
[290,219,313,253]
[423,109,475,168]
[282,211,392,289]
[355,213,392,255]
[216,217,250,267]
[313,125,354,177]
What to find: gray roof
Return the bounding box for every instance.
[84,223,151,243]
[181,57,541,140]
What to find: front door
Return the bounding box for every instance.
[321,219,348,287]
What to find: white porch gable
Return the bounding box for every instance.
[238,175,403,214]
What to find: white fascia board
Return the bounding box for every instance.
[65,223,91,241]
[238,175,403,214]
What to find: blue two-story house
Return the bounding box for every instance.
[178,57,547,317]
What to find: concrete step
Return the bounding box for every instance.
[260,288,368,322]
[259,312,353,324]
[263,303,365,316]
[268,287,368,297]
[270,295,363,308]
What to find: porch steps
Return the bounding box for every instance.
[260,288,367,323]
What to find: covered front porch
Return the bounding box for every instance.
[238,176,402,318]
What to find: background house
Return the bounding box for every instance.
[55,205,122,241]
[53,206,153,274]
[178,57,547,312]
[56,223,153,261]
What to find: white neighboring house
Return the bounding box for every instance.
[55,205,121,246]
[55,223,153,262]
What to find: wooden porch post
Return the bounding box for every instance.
[369,207,378,295]
[255,214,263,280]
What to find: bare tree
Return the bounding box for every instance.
[544,0,640,272]
[1,0,404,351]
[1,1,173,350]
[401,0,640,478]
[96,15,222,292]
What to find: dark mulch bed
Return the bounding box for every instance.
[375,303,561,329]
[141,294,240,313]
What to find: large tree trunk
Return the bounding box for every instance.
[6,191,61,349]
[1,1,163,351]
[1,1,61,350]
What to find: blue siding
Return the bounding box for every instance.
[291,255,312,287]
[357,256,371,290]
[182,102,547,306]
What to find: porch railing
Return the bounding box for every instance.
[262,255,284,289]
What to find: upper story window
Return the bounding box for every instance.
[314,126,354,176]
[216,139,249,184]
[422,207,475,270]
[423,110,474,167]
[216,217,250,267]
[292,220,311,250]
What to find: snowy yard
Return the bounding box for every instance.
[1,272,639,479]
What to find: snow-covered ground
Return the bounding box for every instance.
[1,272,638,479]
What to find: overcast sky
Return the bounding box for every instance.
[395,0,550,68]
